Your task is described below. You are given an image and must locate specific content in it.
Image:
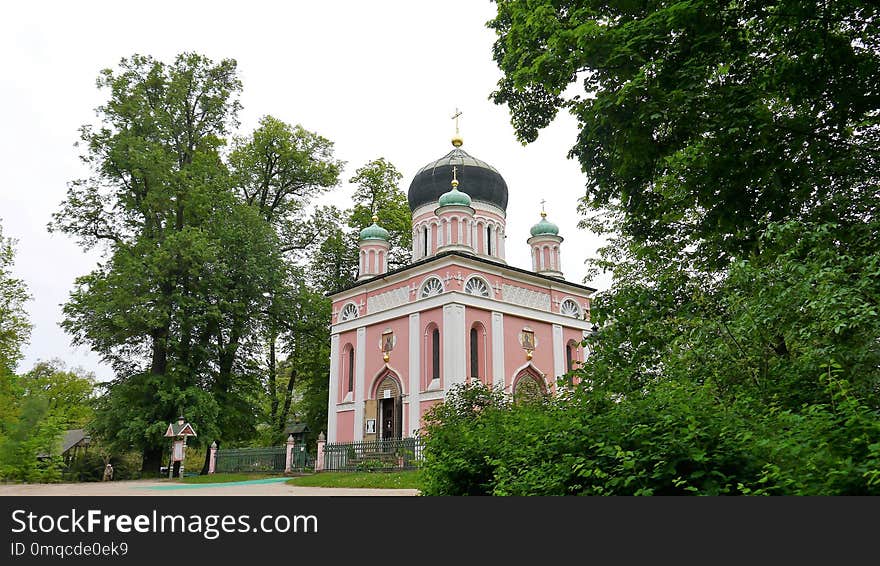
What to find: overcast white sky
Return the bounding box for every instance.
[0,1,610,381]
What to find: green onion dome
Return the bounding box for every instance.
[530,212,559,237]
[359,215,390,241]
[437,184,472,207]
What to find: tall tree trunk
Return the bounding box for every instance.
[145,326,170,476]
[151,328,169,376]
[277,368,297,433]
[199,439,218,475]
[141,446,165,477]
[268,334,278,426]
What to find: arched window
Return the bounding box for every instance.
[486,226,493,255]
[420,276,444,298]
[560,298,581,318]
[566,343,574,373]
[423,226,428,257]
[340,302,359,322]
[347,346,355,393]
[470,327,479,379]
[463,275,491,298]
[431,328,440,381]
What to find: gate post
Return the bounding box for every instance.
[208,441,218,474]
[284,434,295,473]
[316,432,326,472]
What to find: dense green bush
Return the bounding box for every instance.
[420,379,880,496]
[62,451,143,482]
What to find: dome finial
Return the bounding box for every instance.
[438,165,472,207]
[540,198,547,218]
[451,107,463,148]
[360,214,390,241]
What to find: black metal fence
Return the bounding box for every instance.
[323,437,423,472]
[215,446,312,473]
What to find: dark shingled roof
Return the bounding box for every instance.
[408,148,508,212]
[283,422,310,435]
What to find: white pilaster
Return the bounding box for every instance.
[354,326,366,442]
[443,303,467,389]
[583,329,591,361]
[552,324,565,383]
[491,311,505,389]
[408,313,420,436]
[327,333,340,443]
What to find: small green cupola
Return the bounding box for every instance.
[437,175,472,207]
[359,215,390,241]
[530,211,559,237]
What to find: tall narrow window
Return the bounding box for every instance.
[347,347,355,393]
[486,226,492,255]
[566,343,573,373]
[470,327,479,378]
[431,328,440,380]
[423,227,428,257]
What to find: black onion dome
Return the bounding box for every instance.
[407,148,508,212]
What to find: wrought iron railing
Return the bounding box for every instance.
[215,446,313,473]
[323,437,423,472]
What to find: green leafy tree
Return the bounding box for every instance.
[402,1,880,495]
[227,115,343,446]
[489,0,879,267]
[347,158,412,269]
[489,1,880,408]
[0,222,31,379]
[49,53,278,474]
[20,360,96,429]
[229,114,344,258]
[308,206,359,294]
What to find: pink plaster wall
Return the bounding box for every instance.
[337,330,358,403]
[465,306,492,385]
[419,307,444,391]
[502,313,555,392]
[419,400,441,428]
[336,410,355,443]
[363,315,410,399]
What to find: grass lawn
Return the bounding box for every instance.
[286,470,422,490]
[179,473,282,484]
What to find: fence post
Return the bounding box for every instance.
[316,432,326,472]
[284,434,295,473]
[208,441,217,474]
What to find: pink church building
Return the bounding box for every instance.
[326,134,595,443]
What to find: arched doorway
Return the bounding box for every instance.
[373,373,403,441]
[512,367,547,404]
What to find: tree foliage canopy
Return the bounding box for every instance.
[490,0,880,266]
[416,1,880,495]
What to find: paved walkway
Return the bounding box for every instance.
[0,478,419,496]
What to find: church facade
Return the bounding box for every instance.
[325,132,595,443]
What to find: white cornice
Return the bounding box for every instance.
[331,291,592,334]
[413,200,506,219]
[330,253,594,304]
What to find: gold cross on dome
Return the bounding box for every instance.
[540,199,546,212]
[452,166,458,182]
